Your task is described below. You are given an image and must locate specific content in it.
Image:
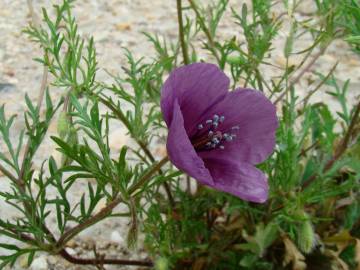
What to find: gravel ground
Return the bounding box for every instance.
[0,0,359,269]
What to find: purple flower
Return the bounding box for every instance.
[161,63,278,203]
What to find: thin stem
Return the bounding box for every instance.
[56,197,122,249]
[188,0,221,63]
[138,141,175,206]
[56,156,169,249]
[19,65,49,189]
[0,164,18,183]
[302,101,360,189]
[26,0,39,27]
[129,156,169,194]
[177,0,190,65]
[60,249,153,267]
[274,46,327,105]
[98,95,175,205]
[300,62,338,108]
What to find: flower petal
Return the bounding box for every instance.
[166,100,213,185]
[161,63,229,137]
[199,89,278,164]
[202,155,269,203]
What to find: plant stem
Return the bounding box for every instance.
[18,65,48,190]
[56,156,169,249]
[0,164,18,183]
[59,249,153,267]
[177,0,189,65]
[129,156,169,194]
[274,46,327,105]
[98,95,175,205]
[302,100,360,189]
[188,0,221,63]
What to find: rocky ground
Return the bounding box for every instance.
[0,0,359,269]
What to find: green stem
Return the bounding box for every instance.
[129,156,169,194]
[56,156,169,248]
[177,0,190,65]
[98,95,175,205]
[0,164,18,183]
[302,100,360,189]
[188,0,220,64]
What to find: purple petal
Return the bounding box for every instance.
[199,89,278,164]
[161,63,229,137]
[166,101,213,185]
[202,156,269,203]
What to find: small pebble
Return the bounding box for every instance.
[110,231,125,245]
[30,256,48,270]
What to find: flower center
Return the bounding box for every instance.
[191,114,239,151]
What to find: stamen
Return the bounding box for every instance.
[192,114,239,151]
[206,119,213,124]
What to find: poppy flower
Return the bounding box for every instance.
[161,63,278,203]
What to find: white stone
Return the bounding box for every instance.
[110,231,125,245]
[108,128,129,151]
[66,248,77,256]
[30,256,48,270]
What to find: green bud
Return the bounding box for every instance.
[284,22,297,58]
[226,55,245,65]
[297,211,316,254]
[155,257,169,270]
[57,111,70,139]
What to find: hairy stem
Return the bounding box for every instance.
[177,0,189,65]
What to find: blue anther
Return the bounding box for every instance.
[206,119,213,124]
[213,114,219,121]
[219,116,225,122]
[219,145,225,150]
[197,124,204,130]
[208,131,214,137]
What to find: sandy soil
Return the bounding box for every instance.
[0,0,359,269]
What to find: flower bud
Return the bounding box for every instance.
[297,211,316,254]
[226,55,245,65]
[57,111,70,139]
[154,257,169,270]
